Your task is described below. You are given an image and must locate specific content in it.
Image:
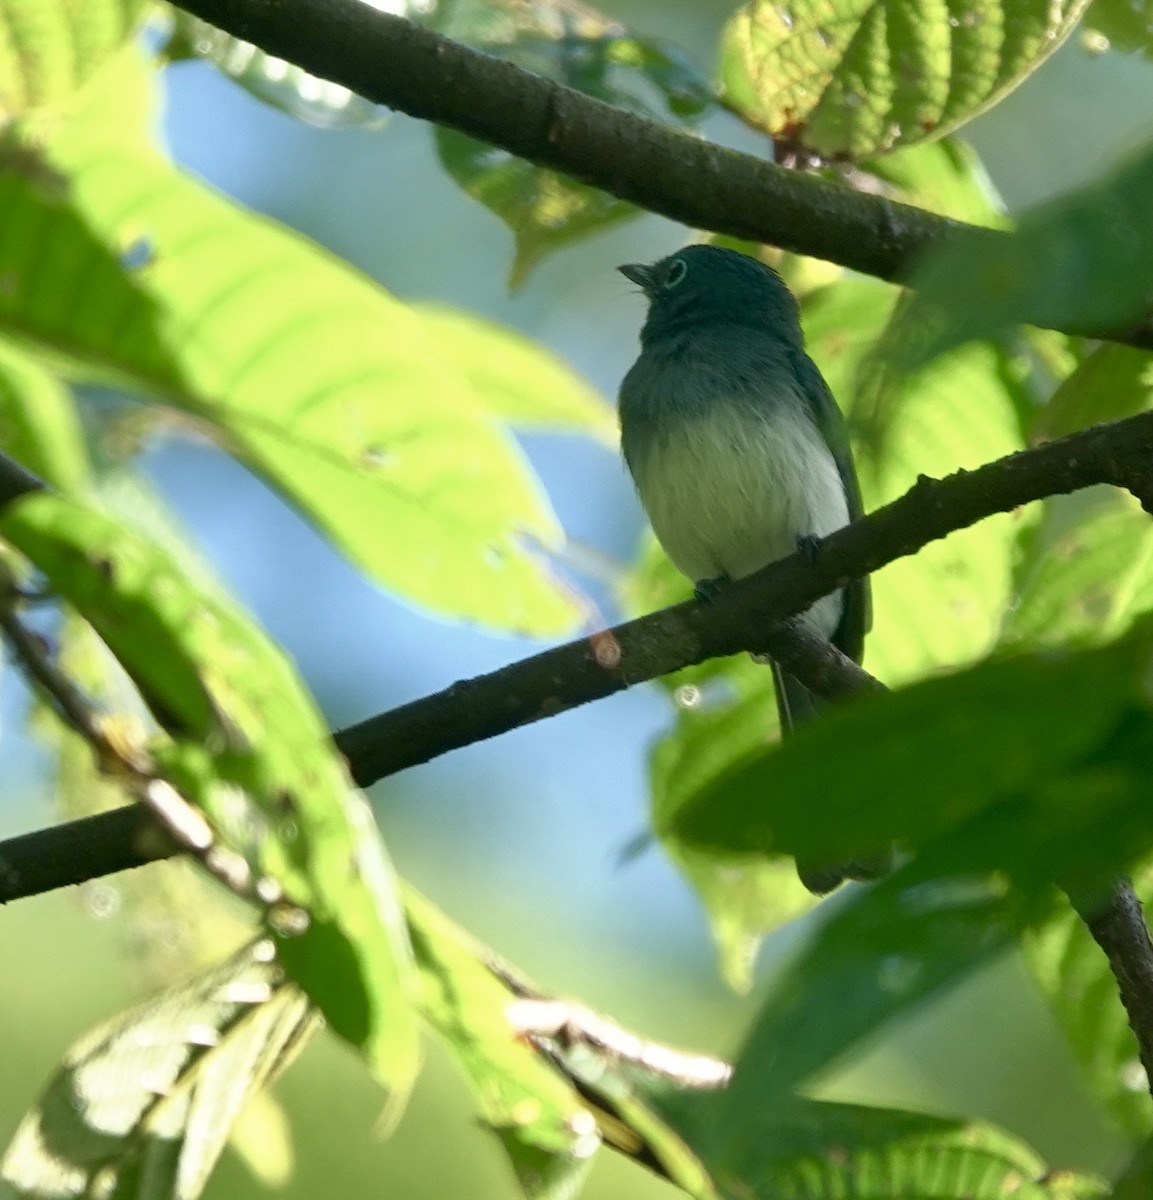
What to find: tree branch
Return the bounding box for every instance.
[1071,881,1153,1105]
[167,0,1153,348]
[4,409,1153,904]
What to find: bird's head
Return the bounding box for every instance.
[618,245,803,347]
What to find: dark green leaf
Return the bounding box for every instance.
[435,128,638,288]
[717,861,1054,1115]
[426,0,712,282]
[1112,1138,1153,1199]
[719,0,1088,159]
[891,142,1153,366]
[649,657,815,991]
[1087,0,1153,60]
[666,623,1153,888]
[0,940,317,1200]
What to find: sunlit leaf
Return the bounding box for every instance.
[412,304,616,443]
[719,0,1088,159]
[1003,488,1153,649]
[2,48,579,632]
[0,940,317,1200]
[861,137,1007,227]
[1001,346,1153,651]
[658,1091,1107,1199]
[0,118,580,634]
[403,887,600,1199]
[808,277,1023,685]
[0,0,148,118]
[1033,344,1153,441]
[0,339,88,492]
[0,491,423,1096]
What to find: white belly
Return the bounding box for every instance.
[630,399,848,637]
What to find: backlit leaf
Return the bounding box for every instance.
[720,0,1088,159]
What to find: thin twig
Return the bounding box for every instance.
[1070,880,1153,1107]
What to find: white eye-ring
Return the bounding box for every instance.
[663,258,688,289]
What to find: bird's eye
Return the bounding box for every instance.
[663,258,688,289]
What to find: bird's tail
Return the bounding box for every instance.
[770,661,893,894]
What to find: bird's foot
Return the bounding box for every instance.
[694,575,730,604]
[796,534,822,562]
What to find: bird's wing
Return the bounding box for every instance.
[790,346,872,660]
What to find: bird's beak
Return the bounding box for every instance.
[618,262,657,295]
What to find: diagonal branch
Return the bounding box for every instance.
[4,409,1153,905]
[168,0,1153,349]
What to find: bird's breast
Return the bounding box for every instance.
[622,383,849,633]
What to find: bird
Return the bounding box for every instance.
[616,243,884,893]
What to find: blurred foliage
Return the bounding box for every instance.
[2,2,1153,1200]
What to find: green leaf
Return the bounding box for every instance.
[403,887,601,1199]
[0,117,581,636]
[1002,346,1153,651]
[0,491,423,1096]
[0,0,149,118]
[718,861,1054,1115]
[667,621,1153,896]
[426,0,711,283]
[1087,0,1153,60]
[892,142,1153,367]
[809,276,1022,685]
[0,339,88,491]
[1003,488,1153,649]
[719,0,1088,159]
[861,137,1007,227]
[621,538,813,989]
[0,940,318,1200]
[1023,868,1153,1140]
[435,128,638,288]
[649,658,815,991]
[658,1091,1106,1199]
[1112,1138,1153,1199]
[411,304,617,443]
[1033,344,1153,442]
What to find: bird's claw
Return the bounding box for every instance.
[694,576,730,603]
